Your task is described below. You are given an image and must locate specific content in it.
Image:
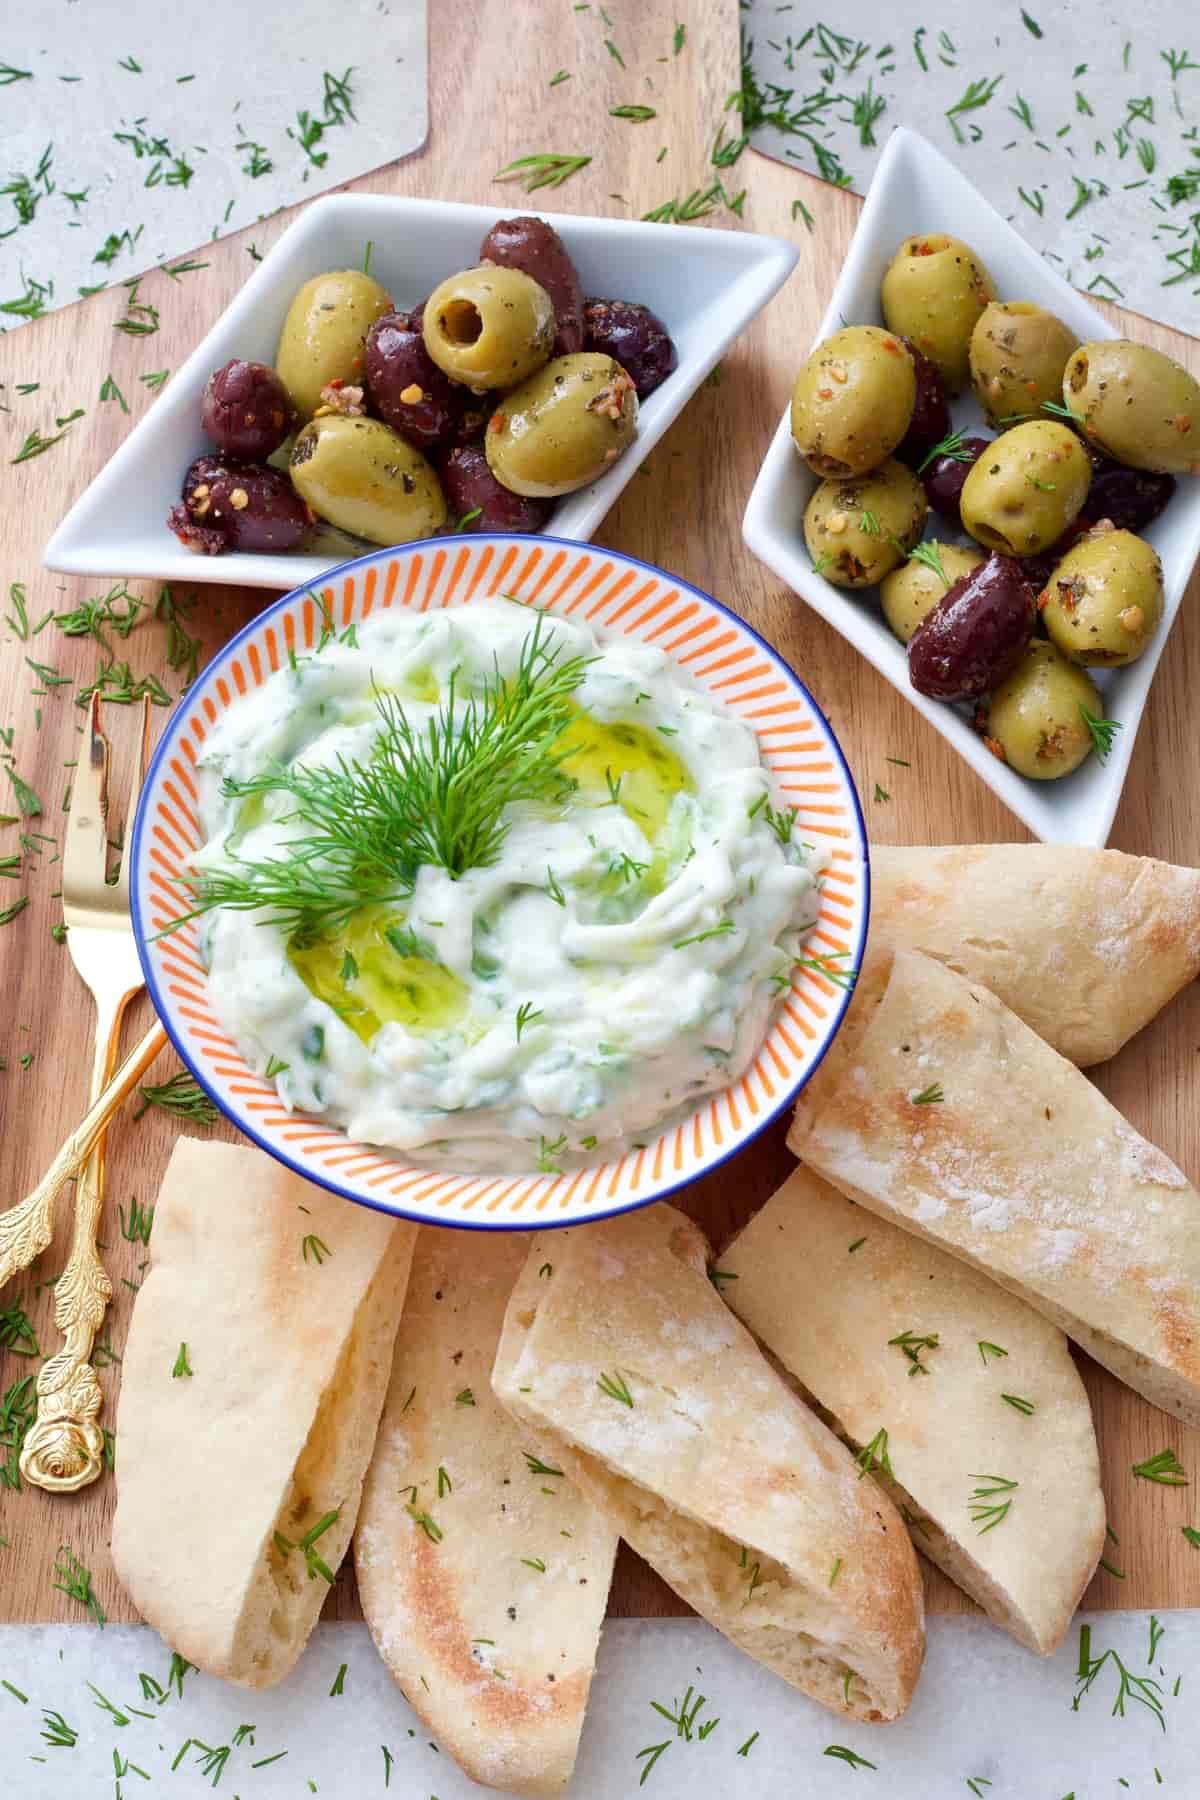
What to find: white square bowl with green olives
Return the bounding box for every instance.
[742,127,1200,849]
[44,193,799,591]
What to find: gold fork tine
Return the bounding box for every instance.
[63,692,110,907]
[116,695,152,904]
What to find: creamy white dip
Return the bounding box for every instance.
[193,599,822,1172]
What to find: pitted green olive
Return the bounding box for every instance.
[289,415,446,545]
[790,326,916,478]
[1040,527,1164,666]
[423,265,555,391]
[275,270,393,421]
[969,302,1078,426]
[484,353,637,497]
[880,234,996,392]
[880,544,984,643]
[803,459,929,588]
[1063,339,1200,474]
[959,420,1091,555]
[982,639,1102,780]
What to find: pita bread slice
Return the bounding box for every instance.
[111,1139,415,1688]
[492,1205,925,1724]
[790,948,1200,1428]
[721,1164,1106,1654]
[355,1228,618,1798]
[871,843,1200,1067]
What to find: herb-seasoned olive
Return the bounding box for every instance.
[1064,339,1200,473]
[880,234,997,392]
[440,443,552,533]
[275,269,393,422]
[880,544,983,644]
[289,416,446,545]
[982,639,1102,780]
[423,265,555,391]
[960,420,1091,555]
[803,459,928,588]
[896,340,951,465]
[1085,460,1176,533]
[480,216,585,355]
[582,297,678,399]
[790,326,916,478]
[908,553,1036,700]
[968,301,1078,426]
[167,454,312,555]
[484,353,637,497]
[922,434,991,526]
[1039,527,1164,666]
[364,310,484,452]
[201,360,293,459]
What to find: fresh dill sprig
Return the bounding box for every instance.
[969,1473,1018,1534]
[273,1507,341,1583]
[888,1329,940,1377]
[166,617,590,945]
[0,1300,39,1357]
[1002,1393,1036,1416]
[134,1071,217,1125]
[917,428,971,474]
[907,541,951,586]
[824,1745,877,1769]
[494,153,593,192]
[911,1082,944,1105]
[1132,1448,1188,1485]
[598,1370,634,1407]
[1080,706,1121,763]
[978,1340,1008,1364]
[794,950,857,990]
[52,1545,106,1625]
[1072,1621,1165,1729]
[855,1428,893,1481]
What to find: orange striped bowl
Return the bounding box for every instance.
[131,534,868,1230]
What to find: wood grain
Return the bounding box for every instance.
[2,0,1199,1634]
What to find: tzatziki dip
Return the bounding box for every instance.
[189,598,822,1172]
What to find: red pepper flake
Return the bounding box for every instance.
[488,412,506,435]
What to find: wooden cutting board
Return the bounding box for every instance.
[1,0,1199,1630]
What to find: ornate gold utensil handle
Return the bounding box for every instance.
[8,1020,167,1490]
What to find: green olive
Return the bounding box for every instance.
[880,234,997,392]
[803,460,929,589]
[879,544,984,644]
[959,420,1091,555]
[1039,527,1164,666]
[969,301,1078,426]
[275,270,393,422]
[289,415,446,545]
[982,640,1102,781]
[423,265,555,391]
[485,353,637,497]
[1063,339,1200,473]
[789,326,916,478]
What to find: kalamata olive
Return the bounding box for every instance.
[922,434,991,526]
[167,454,311,555]
[480,216,585,355]
[582,297,678,400]
[897,340,951,464]
[440,443,552,533]
[908,552,1036,701]
[1085,461,1176,533]
[364,310,485,453]
[200,360,293,458]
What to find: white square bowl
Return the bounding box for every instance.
[743,127,1200,848]
[45,193,798,592]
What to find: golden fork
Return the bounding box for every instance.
[17,695,153,1492]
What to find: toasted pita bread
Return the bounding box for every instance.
[721,1164,1106,1653]
[492,1206,925,1724]
[355,1228,617,1798]
[790,948,1200,1427]
[111,1140,415,1688]
[871,843,1200,1066]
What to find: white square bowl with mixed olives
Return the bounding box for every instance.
[45,193,798,591]
[743,127,1200,848]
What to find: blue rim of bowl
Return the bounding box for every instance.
[130,532,871,1231]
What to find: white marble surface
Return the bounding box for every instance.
[0,0,427,323]
[745,0,1200,335]
[0,1610,1190,1796]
